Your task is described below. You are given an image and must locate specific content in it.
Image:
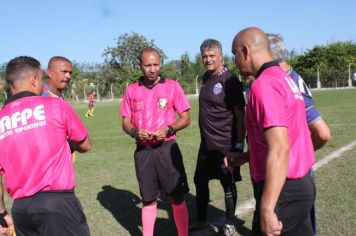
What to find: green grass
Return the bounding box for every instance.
[4,88,356,235]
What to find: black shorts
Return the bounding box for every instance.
[134,140,189,202]
[11,191,90,236]
[252,170,315,236]
[194,143,241,184]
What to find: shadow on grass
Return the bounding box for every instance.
[97,185,176,235]
[97,185,141,235]
[97,185,251,236]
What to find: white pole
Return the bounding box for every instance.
[317,66,321,89]
[195,75,199,95]
[348,63,352,88]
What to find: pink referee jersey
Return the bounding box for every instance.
[246,65,315,182]
[120,77,191,147]
[0,94,88,199]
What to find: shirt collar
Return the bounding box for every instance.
[138,76,165,89]
[43,83,63,98]
[255,60,280,78]
[3,91,38,106]
[209,66,228,78]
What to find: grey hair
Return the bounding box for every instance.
[200,39,222,55]
[267,33,288,61]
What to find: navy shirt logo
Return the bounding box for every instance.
[213,83,223,95]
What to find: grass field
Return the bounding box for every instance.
[5,88,356,235]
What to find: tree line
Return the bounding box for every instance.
[1,32,355,103]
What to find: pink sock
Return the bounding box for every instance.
[172,200,188,236]
[142,203,157,236]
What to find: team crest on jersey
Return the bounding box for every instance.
[158,98,167,109]
[213,83,223,95]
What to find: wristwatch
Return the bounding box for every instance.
[167,125,175,137]
[0,210,8,227]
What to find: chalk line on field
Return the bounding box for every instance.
[235,139,356,216]
[312,140,356,171]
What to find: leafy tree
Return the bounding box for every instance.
[161,60,180,79]
[102,32,167,74]
[292,41,356,88]
[101,32,169,96]
[193,53,205,80]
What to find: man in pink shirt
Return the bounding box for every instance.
[120,47,191,236]
[231,28,315,235]
[0,56,92,236]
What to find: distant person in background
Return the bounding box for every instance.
[268,33,331,235]
[85,91,96,117]
[42,56,72,98]
[232,27,316,235]
[0,56,92,236]
[120,47,191,236]
[190,39,245,236]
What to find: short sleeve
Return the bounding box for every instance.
[172,81,191,114]
[61,101,88,142]
[119,87,132,118]
[224,76,245,109]
[251,81,288,130]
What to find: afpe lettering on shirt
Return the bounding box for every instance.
[0,104,46,139]
[0,96,88,199]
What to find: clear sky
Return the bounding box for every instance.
[1,0,355,67]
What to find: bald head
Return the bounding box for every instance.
[232,27,273,76]
[233,27,270,50]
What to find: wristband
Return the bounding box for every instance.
[167,125,175,137]
[0,210,7,218]
[234,142,244,153]
[0,210,7,227]
[129,128,138,138]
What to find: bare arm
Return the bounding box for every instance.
[260,127,289,235]
[0,176,6,214]
[170,110,191,132]
[227,150,249,167]
[309,118,331,150]
[72,135,92,153]
[0,176,14,236]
